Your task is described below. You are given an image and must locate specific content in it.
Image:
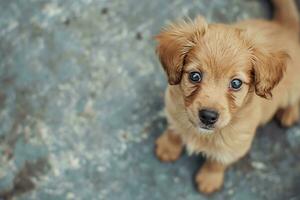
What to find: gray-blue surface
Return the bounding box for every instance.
[0,0,299,199]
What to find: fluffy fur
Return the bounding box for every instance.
[155,0,300,194]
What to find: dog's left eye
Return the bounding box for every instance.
[189,72,202,83]
[230,79,243,90]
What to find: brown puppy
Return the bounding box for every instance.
[155,0,300,194]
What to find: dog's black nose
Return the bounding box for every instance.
[199,109,219,125]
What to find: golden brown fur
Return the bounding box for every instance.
[155,0,300,194]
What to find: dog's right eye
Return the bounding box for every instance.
[189,72,202,83]
[230,79,243,91]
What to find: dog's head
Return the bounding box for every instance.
[156,17,289,133]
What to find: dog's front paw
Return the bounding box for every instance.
[155,130,183,162]
[196,166,224,194]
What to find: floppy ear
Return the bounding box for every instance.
[155,16,208,85]
[251,48,289,99]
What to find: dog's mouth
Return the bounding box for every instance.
[188,118,216,134]
[198,125,215,134]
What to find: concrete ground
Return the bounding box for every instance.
[0,0,300,199]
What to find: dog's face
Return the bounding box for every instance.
[181,42,252,132]
[156,17,288,133]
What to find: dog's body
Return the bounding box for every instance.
[155,0,300,194]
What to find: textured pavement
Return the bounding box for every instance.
[0,0,300,199]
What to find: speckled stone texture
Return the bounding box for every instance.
[0,0,299,199]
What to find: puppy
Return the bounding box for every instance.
[155,0,300,194]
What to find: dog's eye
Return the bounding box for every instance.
[189,72,202,83]
[230,79,243,90]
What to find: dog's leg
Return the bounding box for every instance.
[195,159,227,194]
[278,103,300,127]
[272,0,299,33]
[155,129,183,162]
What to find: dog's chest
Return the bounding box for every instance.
[184,134,243,164]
